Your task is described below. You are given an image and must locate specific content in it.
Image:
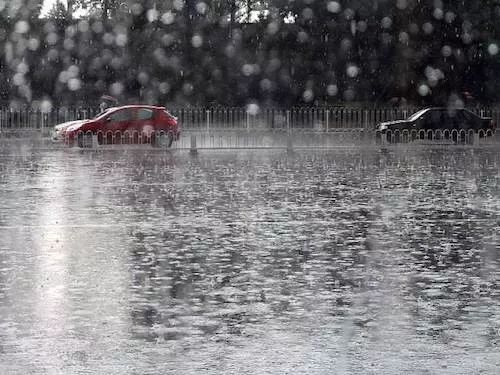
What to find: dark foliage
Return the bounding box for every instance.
[1,0,500,108]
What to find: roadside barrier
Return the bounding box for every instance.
[1,106,499,132]
[60,128,497,150]
[376,128,495,145]
[68,130,175,148]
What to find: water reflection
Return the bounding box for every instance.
[0,148,499,372]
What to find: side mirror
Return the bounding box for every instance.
[105,117,111,122]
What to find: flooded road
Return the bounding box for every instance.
[0,146,499,374]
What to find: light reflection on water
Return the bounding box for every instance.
[0,147,499,373]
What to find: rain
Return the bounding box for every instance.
[1,1,500,374]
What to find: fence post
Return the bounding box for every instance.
[246,111,250,132]
[286,110,291,133]
[325,109,329,132]
[473,132,479,146]
[381,131,388,146]
[190,134,198,154]
[206,109,210,132]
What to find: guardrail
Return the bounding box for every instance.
[376,128,496,145]
[63,128,496,150]
[1,107,499,132]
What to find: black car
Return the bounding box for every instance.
[377,108,496,134]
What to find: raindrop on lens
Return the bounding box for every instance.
[488,43,499,56]
[418,84,430,96]
[192,35,203,48]
[303,89,314,102]
[327,84,338,96]
[327,1,341,13]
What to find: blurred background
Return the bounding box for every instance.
[1,0,499,110]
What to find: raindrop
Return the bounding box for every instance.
[303,89,314,102]
[46,32,58,46]
[147,9,159,22]
[297,31,308,43]
[40,99,53,113]
[246,103,260,115]
[327,84,338,96]
[260,79,272,91]
[68,78,82,91]
[422,22,434,34]
[441,45,452,57]
[433,8,444,20]
[418,84,430,96]
[488,43,499,56]
[173,0,184,11]
[267,21,279,35]
[242,64,254,76]
[346,64,359,78]
[191,35,203,48]
[183,83,194,95]
[196,2,208,15]
[159,82,170,94]
[381,17,392,29]
[131,3,144,14]
[462,33,473,44]
[444,11,456,23]
[343,88,355,101]
[399,32,409,44]
[110,82,124,96]
[116,33,128,47]
[302,8,314,20]
[327,1,341,13]
[396,0,408,10]
[15,21,29,34]
[13,73,25,86]
[161,12,175,25]
[343,8,355,20]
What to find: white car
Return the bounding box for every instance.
[51,108,116,141]
[52,119,88,141]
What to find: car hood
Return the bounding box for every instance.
[66,121,92,132]
[54,119,88,131]
[378,120,407,127]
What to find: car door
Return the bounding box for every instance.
[441,111,455,130]
[105,108,134,135]
[417,110,440,130]
[135,108,156,135]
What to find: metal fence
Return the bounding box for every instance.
[1,106,499,133]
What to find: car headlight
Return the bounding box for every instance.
[379,124,388,131]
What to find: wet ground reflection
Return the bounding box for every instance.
[0,147,499,373]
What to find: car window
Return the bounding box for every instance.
[137,109,154,120]
[109,109,133,122]
[429,110,442,122]
[461,110,477,121]
[407,109,429,121]
[93,108,112,119]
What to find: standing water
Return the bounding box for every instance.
[0,147,499,374]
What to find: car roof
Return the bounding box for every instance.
[425,107,469,111]
[109,105,166,110]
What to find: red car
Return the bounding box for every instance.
[56,105,180,148]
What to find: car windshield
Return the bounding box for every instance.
[407,109,430,121]
[92,108,114,119]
